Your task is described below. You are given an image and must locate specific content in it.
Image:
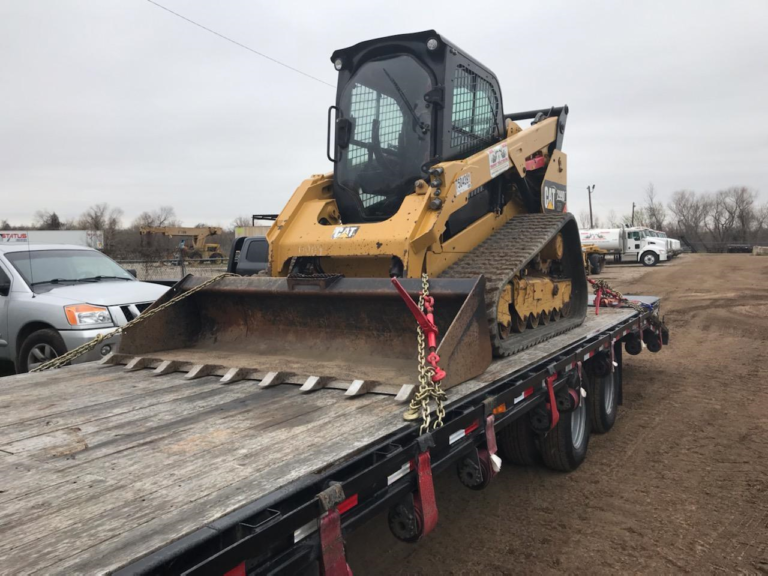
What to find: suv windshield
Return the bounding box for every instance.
[7,250,134,292]
[335,55,433,222]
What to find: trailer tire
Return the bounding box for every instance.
[497,416,538,466]
[540,398,591,472]
[589,369,618,434]
[640,251,658,266]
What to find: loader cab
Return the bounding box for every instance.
[330,30,505,224]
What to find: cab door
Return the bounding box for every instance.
[0,263,11,357]
[626,231,641,258]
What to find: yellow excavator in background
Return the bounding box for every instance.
[116,31,587,402]
[139,226,225,262]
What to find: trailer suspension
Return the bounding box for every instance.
[457,414,500,490]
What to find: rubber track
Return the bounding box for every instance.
[441,213,586,357]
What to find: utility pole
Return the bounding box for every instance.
[631,202,636,226]
[586,185,596,228]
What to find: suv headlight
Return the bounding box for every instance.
[64,304,113,327]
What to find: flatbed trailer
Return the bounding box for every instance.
[0,298,667,575]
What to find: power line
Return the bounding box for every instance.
[145,0,335,88]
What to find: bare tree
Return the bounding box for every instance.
[78,203,124,252]
[131,206,180,229]
[644,183,666,230]
[725,186,757,242]
[668,190,712,251]
[578,210,592,229]
[33,210,62,230]
[703,190,738,252]
[753,203,768,242]
[606,209,621,227]
[0,219,10,229]
[231,215,251,230]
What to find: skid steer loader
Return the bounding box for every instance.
[111,30,587,403]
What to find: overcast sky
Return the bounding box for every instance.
[2,0,767,227]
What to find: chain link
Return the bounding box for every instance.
[403,273,446,433]
[30,273,239,372]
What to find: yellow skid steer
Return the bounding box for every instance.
[111,30,587,402]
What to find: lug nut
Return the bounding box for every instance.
[429,198,443,210]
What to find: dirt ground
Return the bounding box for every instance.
[346,254,768,574]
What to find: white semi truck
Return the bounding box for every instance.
[579,225,669,266]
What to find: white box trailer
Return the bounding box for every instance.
[579,225,668,266]
[0,229,104,249]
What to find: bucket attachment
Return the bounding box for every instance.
[109,275,492,401]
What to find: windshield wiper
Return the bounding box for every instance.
[30,278,83,286]
[382,68,429,135]
[78,275,133,282]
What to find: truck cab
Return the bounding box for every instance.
[228,236,269,276]
[625,227,668,266]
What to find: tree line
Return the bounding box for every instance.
[1,205,255,259]
[579,185,767,252]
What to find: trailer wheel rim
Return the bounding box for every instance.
[604,372,615,416]
[571,399,587,450]
[27,343,59,371]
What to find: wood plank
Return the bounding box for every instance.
[0,377,234,445]
[0,307,635,574]
[0,394,394,572]
[0,367,202,427]
[53,400,403,574]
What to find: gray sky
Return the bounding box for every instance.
[2,0,767,227]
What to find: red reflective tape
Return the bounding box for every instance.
[485,415,497,456]
[464,420,480,435]
[545,374,560,430]
[524,386,534,397]
[319,508,352,576]
[337,494,358,515]
[223,563,246,576]
[414,450,438,539]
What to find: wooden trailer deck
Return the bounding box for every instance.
[0,308,635,575]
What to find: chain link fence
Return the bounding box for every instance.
[117,259,228,282]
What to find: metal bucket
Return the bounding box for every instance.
[109,275,492,401]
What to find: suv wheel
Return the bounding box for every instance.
[18,329,68,373]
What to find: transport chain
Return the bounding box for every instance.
[30,273,240,372]
[404,273,447,433]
